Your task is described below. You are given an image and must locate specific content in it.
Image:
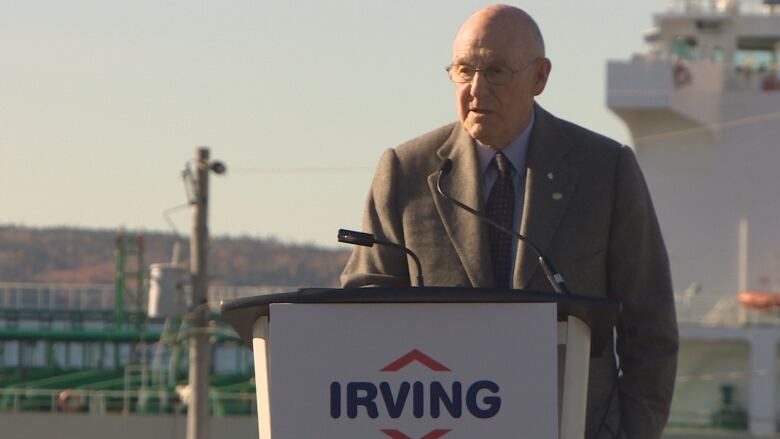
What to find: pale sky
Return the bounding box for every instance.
[0,1,666,247]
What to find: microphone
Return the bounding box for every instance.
[436,159,570,294]
[337,229,425,287]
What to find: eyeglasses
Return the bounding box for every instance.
[446,57,541,86]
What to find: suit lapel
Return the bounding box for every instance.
[515,106,579,289]
[427,125,493,287]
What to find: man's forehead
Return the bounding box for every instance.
[452,48,506,64]
[451,39,523,65]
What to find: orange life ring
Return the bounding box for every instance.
[58,389,82,412]
[673,63,692,86]
[738,290,780,310]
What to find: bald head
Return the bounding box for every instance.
[450,4,551,149]
[455,5,545,60]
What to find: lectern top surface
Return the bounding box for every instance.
[220,287,620,356]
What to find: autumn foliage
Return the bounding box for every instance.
[0,225,350,288]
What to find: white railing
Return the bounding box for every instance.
[0,283,115,312]
[675,294,780,326]
[7,282,780,328]
[666,0,780,15]
[0,282,288,313]
[608,57,780,95]
[0,387,256,416]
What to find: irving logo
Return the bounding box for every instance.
[379,429,452,439]
[329,349,502,438]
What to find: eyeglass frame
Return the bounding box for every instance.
[445,56,542,86]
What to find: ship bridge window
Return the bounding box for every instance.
[102,343,115,370]
[21,341,46,367]
[18,319,40,330]
[695,19,723,32]
[52,342,67,369]
[118,342,132,366]
[2,341,20,368]
[68,342,84,368]
[85,342,104,369]
[83,320,105,331]
[671,36,698,60]
[736,37,779,71]
[735,50,776,73]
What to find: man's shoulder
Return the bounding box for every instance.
[545,110,624,153]
[394,122,460,158]
[530,106,633,176]
[370,123,462,179]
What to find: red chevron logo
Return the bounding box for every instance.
[380,429,452,439]
[380,349,450,372]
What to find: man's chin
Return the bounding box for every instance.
[466,126,503,149]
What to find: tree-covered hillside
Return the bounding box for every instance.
[0,225,350,287]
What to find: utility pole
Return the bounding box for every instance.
[184,146,225,439]
[188,147,211,439]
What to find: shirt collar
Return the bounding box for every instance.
[475,110,535,176]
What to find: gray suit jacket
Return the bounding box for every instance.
[341,105,678,439]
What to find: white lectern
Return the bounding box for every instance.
[222,287,619,439]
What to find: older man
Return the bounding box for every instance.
[341,5,678,438]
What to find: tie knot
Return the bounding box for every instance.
[493,152,513,178]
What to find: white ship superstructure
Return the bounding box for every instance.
[607,0,780,436]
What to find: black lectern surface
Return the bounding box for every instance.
[221,287,620,356]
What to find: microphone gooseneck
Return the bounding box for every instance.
[337,229,425,287]
[436,159,570,294]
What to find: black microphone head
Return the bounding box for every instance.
[439,159,453,176]
[337,229,376,247]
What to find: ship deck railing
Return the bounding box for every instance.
[676,294,780,327]
[666,0,780,16]
[609,57,780,96]
[0,282,287,314]
[0,387,257,416]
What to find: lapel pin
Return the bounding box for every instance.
[547,172,554,180]
[552,192,563,201]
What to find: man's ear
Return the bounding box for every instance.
[533,57,552,96]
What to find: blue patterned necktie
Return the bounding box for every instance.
[485,152,515,289]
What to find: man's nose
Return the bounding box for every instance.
[469,71,490,96]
